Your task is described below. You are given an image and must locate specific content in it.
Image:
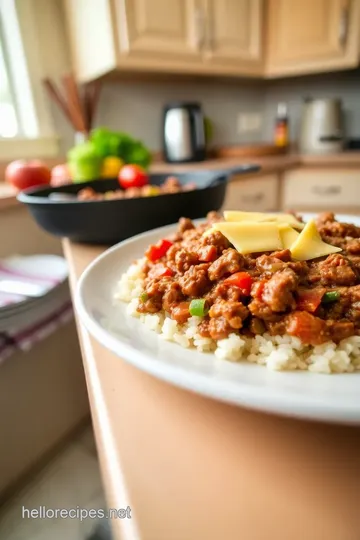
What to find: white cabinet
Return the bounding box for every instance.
[222,174,279,212]
[282,168,360,213]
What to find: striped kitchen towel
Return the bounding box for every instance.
[0,298,74,364]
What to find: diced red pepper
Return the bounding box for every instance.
[224,271,253,296]
[286,311,327,345]
[251,279,266,300]
[296,288,325,313]
[198,245,217,262]
[148,264,174,279]
[146,239,173,262]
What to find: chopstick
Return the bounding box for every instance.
[43,74,102,135]
[62,74,87,133]
[42,78,73,125]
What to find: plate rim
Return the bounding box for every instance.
[75,214,360,425]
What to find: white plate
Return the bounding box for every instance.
[76,214,360,425]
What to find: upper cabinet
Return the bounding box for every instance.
[64,0,264,81]
[266,0,360,76]
[64,0,360,82]
[203,0,263,73]
[116,0,202,63]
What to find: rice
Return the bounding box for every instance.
[115,259,360,374]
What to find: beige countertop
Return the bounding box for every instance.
[64,238,360,540]
[2,151,360,210]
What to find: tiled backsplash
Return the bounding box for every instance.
[53,70,360,155]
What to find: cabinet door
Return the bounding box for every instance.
[222,175,279,212]
[64,0,118,82]
[267,0,360,76]
[116,0,202,62]
[204,0,263,72]
[282,169,360,212]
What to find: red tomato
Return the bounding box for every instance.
[118,165,149,189]
[146,239,173,262]
[5,160,51,191]
[148,264,174,279]
[286,311,327,346]
[50,164,72,187]
[296,288,325,313]
[224,272,253,296]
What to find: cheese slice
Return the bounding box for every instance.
[278,224,300,250]
[223,211,304,230]
[212,221,282,254]
[290,219,342,261]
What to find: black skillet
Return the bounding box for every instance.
[18,165,260,245]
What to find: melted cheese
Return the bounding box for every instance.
[212,221,282,254]
[278,224,300,250]
[290,219,342,261]
[223,211,304,230]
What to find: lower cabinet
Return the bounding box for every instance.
[222,173,279,211]
[281,168,360,214]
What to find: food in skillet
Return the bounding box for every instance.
[115,211,360,373]
[77,175,196,201]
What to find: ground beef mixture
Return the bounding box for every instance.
[137,211,360,345]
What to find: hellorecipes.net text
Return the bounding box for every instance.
[22,505,132,522]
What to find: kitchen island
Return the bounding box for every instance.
[64,238,360,540]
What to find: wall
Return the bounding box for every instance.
[54,78,267,155]
[263,70,360,144]
[55,69,360,155]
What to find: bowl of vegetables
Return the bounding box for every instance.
[50,127,152,186]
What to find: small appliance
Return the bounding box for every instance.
[163,102,206,163]
[299,98,344,154]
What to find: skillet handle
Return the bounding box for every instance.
[224,164,261,176]
[209,164,260,186]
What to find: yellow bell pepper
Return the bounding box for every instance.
[101,157,124,179]
[142,185,161,197]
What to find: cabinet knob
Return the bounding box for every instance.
[311,185,341,195]
[241,192,264,203]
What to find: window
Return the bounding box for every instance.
[0,0,61,160]
[0,33,19,138]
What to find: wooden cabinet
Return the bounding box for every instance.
[267,0,360,77]
[115,0,201,63]
[281,168,360,213]
[204,0,263,73]
[65,0,360,82]
[64,0,264,81]
[222,174,279,212]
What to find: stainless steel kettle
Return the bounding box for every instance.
[299,98,344,154]
[163,102,206,163]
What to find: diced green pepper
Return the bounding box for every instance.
[189,298,209,317]
[322,291,340,304]
[139,292,148,302]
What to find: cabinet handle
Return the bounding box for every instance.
[311,185,341,196]
[339,5,349,46]
[194,7,205,50]
[241,192,264,203]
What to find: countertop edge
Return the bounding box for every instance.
[3,152,360,209]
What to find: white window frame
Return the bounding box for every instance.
[0,0,70,160]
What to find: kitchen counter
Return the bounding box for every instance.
[64,238,360,540]
[2,151,360,210]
